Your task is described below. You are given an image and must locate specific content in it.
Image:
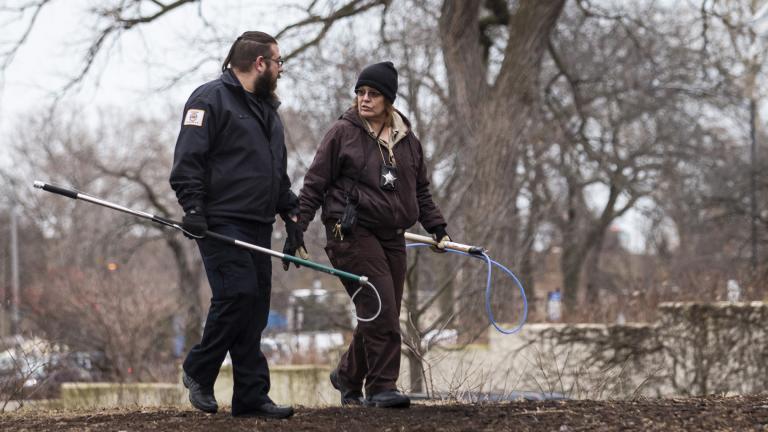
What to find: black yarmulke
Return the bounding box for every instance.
[355,61,398,102]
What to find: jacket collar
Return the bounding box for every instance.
[341,107,412,143]
[389,110,409,146]
[221,68,241,88]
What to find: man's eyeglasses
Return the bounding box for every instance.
[355,89,382,99]
[265,57,284,67]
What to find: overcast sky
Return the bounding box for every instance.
[0,1,295,148]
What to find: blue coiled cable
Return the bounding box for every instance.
[405,243,528,334]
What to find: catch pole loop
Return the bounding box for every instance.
[404,232,528,334]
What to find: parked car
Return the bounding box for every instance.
[0,336,100,399]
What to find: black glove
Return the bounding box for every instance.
[430,225,450,253]
[181,208,207,239]
[282,217,308,271]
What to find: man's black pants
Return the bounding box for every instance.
[183,221,273,415]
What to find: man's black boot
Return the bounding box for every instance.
[365,390,411,408]
[182,371,218,413]
[233,402,294,419]
[329,368,364,406]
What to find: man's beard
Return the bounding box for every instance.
[253,69,278,100]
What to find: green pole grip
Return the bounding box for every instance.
[282,255,364,282]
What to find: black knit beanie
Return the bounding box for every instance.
[354,61,398,103]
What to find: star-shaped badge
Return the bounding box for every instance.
[382,170,397,187]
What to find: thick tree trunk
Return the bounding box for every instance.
[439,0,565,333]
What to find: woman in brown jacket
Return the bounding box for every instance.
[298,62,450,408]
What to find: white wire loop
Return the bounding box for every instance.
[350,281,382,322]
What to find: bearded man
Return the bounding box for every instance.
[169,31,303,419]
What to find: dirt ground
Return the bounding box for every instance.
[2,394,767,431]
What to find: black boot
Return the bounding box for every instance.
[182,371,218,414]
[233,402,294,419]
[330,369,364,406]
[365,390,410,408]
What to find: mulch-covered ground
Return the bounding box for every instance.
[2,394,768,431]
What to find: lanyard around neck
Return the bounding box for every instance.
[372,122,395,166]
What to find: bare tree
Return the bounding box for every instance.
[537,1,717,312]
[1,107,206,358]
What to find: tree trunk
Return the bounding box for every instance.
[404,250,425,393]
[519,157,547,313]
[439,0,565,333]
[584,231,607,306]
[561,239,586,309]
[560,179,624,312]
[406,347,424,394]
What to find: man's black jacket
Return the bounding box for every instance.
[170,69,298,224]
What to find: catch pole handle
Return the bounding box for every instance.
[404,232,487,255]
[33,181,79,199]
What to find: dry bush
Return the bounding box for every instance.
[24,241,179,383]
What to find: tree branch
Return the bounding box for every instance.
[0,0,51,72]
[275,0,389,61]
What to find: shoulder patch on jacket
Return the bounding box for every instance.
[183,109,205,127]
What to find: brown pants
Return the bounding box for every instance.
[324,224,406,396]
